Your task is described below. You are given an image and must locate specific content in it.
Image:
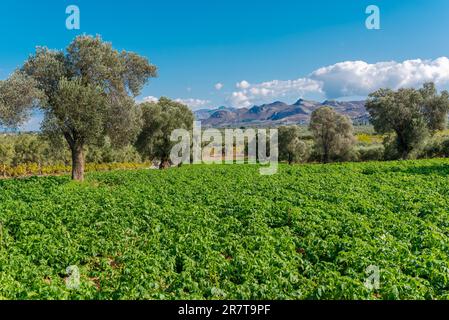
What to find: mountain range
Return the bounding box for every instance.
[195,99,369,127]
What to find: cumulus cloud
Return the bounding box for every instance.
[227,78,323,108]
[145,58,449,109]
[141,96,210,109]
[174,98,211,109]
[310,57,449,98]
[226,57,449,107]
[142,96,159,103]
[236,80,251,89]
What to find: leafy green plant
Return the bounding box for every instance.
[1,159,449,299]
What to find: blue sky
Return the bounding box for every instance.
[1,0,449,130]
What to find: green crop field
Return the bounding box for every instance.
[1,159,449,300]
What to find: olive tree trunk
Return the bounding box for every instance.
[71,144,85,181]
[159,159,171,169]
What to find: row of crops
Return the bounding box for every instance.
[0,159,449,299]
[0,162,151,178]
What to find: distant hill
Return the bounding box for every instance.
[195,99,369,127]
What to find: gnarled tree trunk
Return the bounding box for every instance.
[71,144,85,181]
[322,143,330,164]
[159,159,171,170]
[396,131,409,160]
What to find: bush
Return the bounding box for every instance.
[278,126,310,164]
[309,107,356,163]
[356,145,385,162]
[420,137,449,159]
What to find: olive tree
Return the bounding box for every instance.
[0,72,42,129]
[366,82,449,159]
[135,97,194,169]
[0,35,157,180]
[278,126,308,164]
[309,106,356,163]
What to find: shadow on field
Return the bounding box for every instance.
[383,163,449,176]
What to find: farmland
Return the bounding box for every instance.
[1,159,449,300]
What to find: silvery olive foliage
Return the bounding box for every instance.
[136,97,194,169]
[0,72,43,128]
[366,82,449,159]
[278,126,309,164]
[0,35,157,180]
[309,106,356,163]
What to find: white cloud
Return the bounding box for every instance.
[142,96,159,103]
[226,57,449,107]
[236,80,250,89]
[310,57,449,98]
[228,91,252,108]
[141,96,210,109]
[144,58,449,109]
[227,78,323,108]
[174,98,211,109]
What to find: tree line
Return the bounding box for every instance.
[1,35,449,180]
[278,82,449,165]
[0,35,192,181]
